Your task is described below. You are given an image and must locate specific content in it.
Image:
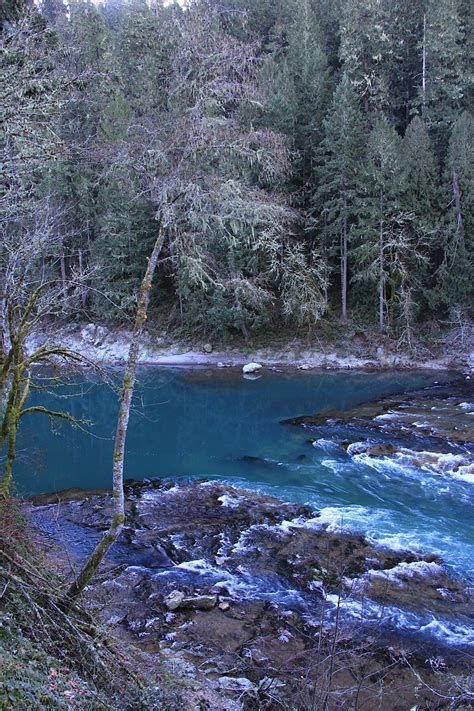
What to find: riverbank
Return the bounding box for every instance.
[26,479,474,709]
[10,371,474,708]
[28,321,474,372]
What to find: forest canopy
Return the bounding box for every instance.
[1,0,473,339]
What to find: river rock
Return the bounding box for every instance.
[181,595,217,611]
[217,676,256,693]
[346,442,398,457]
[164,590,185,610]
[203,343,213,353]
[242,362,262,374]
[28,476,474,701]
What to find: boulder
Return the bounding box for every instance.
[242,362,262,374]
[203,343,213,353]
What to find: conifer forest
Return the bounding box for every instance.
[2,0,472,342]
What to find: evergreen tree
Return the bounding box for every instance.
[459,0,474,114]
[400,116,441,307]
[385,0,424,130]
[313,75,366,323]
[339,0,393,114]
[419,0,464,149]
[354,117,427,334]
[401,116,440,237]
[265,0,331,202]
[436,111,474,306]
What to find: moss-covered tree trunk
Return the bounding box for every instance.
[67,226,165,601]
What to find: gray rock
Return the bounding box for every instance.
[164,590,185,610]
[218,601,230,611]
[203,343,213,353]
[242,362,262,374]
[181,594,217,610]
[217,676,256,693]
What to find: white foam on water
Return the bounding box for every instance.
[313,438,342,453]
[352,453,410,475]
[419,619,474,646]
[374,412,403,421]
[394,450,474,482]
[349,446,474,484]
[364,560,445,585]
[321,459,350,475]
[458,402,474,411]
[310,505,381,533]
[323,593,474,647]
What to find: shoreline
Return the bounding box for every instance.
[28,322,474,373]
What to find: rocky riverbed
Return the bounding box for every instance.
[28,475,473,709]
[283,379,474,481]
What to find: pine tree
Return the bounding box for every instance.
[339,0,393,114]
[436,111,474,306]
[400,116,441,308]
[385,0,424,130]
[401,116,440,231]
[353,116,427,335]
[313,75,366,323]
[265,0,331,201]
[419,0,464,149]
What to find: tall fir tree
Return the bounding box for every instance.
[313,74,366,323]
[419,0,464,150]
[436,111,474,307]
[385,0,424,130]
[266,0,331,203]
[339,0,393,114]
[400,116,440,307]
[401,116,440,231]
[354,117,427,334]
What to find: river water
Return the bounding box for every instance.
[15,368,473,587]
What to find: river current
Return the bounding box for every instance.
[15,368,473,586]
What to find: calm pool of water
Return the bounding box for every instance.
[13,368,473,579]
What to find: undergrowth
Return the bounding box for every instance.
[0,498,181,710]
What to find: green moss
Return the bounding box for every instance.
[0,626,110,710]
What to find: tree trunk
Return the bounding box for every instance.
[60,250,67,301]
[422,14,427,114]
[66,226,165,602]
[78,248,87,311]
[0,373,29,498]
[452,171,463,235]
[341,216,348,324]
[379,190,385,332]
